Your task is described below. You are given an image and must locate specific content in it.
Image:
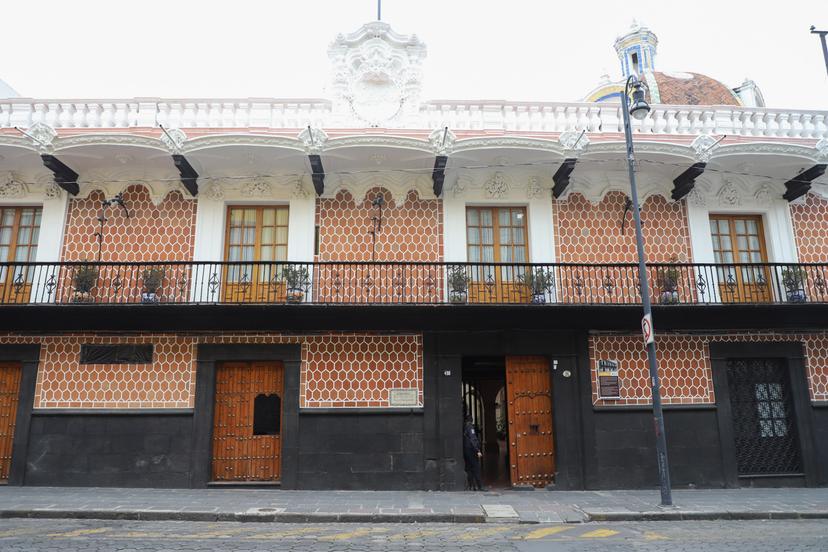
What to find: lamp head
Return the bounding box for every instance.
[628,79,651,120]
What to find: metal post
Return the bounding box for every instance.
[621,76,673,507]
[812,27,828,77]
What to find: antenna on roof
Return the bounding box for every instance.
[377,0,382,21]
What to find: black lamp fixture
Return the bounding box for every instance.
[368,193,385,261]
[94,192,130,262]
[628,77,651,121]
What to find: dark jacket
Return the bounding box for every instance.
[463,422,481,461]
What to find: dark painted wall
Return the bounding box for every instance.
[811,406,828,485]
[295,412,424,490]
[585,408,725,489]
[24,413,193,488]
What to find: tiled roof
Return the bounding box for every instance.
[653,72,740,106]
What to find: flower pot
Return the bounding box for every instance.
[531,293,546,304]
[449,290,467,304]
[141,292,158,304]
[72,291,94,303]
[660,290,679,305]
[286,288,305,304]
[786,289,806,303]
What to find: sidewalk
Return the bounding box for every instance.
[0,487,826,524]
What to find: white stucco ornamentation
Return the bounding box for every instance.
[0,174,26,198]
[298,127,328,153]
[484,172,509,199]
[687,188,706,207]
[204,183,225,201]
[816,138,828,162]
[292,180,310,199]
[559,130,590,155]
[526,176,544,199]
[328,21,426,126]
[429,127,456,155]
[159,128,187,153]
[716,180,741,206]
[241,178,272,197]
[43,182,63,201]
[753,182,776,205]
[691,134,720,163]
[26,122,57,152]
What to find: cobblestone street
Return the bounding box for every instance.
[0,519,826,551]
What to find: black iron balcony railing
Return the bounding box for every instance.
[0,261,826,306]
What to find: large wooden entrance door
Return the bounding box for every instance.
[505,356,555,487]
[212,361,284,482]
[0,362,22,482]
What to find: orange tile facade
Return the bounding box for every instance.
[317,188,443,262]
[0,333,422,409]
[790,194,828,264]
[61,184,197,262]
[553,192,693,264]
[590,332,828,406]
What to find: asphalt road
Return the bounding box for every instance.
[0,518,826,551]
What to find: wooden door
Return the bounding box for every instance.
[212,361,284,482]
[0,207,41,304]
[505,356,555,487]
[223,206,289,302]
[0,362,22,482]
[466,207,531,303]
[710,215,771,303]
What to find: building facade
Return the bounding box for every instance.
[0,21,827,491]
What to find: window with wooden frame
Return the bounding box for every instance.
[0,207,41,303]
[465,207,530,303]
[223,206,289,302]
[709,214,771,302]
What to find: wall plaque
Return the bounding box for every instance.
[597,359,621,398]
[388,388,419,407]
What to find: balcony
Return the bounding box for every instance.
[1,261,826,306]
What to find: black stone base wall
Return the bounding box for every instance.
[812,406,828,485]
[295,412,424,490]
[585,408,725,489]
[24,413,193,488]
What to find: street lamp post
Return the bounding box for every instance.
[812,26,828,77]
[620,74,673,507]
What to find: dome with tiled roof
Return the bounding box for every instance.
[584,22,764,107]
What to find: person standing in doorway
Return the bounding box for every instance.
[463,416,485,491]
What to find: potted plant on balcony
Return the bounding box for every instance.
[447,265,470,304]
[141,267,165,304]
[656,264,681,305]
[781,266,807,303]
[71,263,98,303]
[520,267,554,304]
[283,265,309,304]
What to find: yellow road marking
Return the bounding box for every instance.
[247,527,326,539]
[581,528,620,538]
[48,528,109,538]
[118,532,167,538]
[645,531,669,540]
[458,526,514,541]
[185,527,250,538]
[0,528,42,538]
[522,526,573,540]
[388,529,442,541]
[319,527,388,541]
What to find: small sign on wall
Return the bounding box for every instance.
[388,388,419,407]
[597,359,621,399]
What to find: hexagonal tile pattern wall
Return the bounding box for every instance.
[61,185,196,262]
[301,334,422,408]
[554,192,692,264]
[791,194,828,263]
[0,333,423,409]
[591,332,828,405]
[317,188,442,262]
